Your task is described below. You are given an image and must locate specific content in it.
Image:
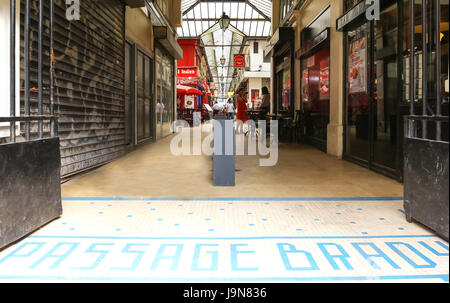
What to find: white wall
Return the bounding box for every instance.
[0,0,20,139]
[247,40,271,73]
[248,78,262,93]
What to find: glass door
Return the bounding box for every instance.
[125,42,134,145]
[137,50,153,143]
[345,2,401,178]
[372,3,399,171]
[345,22,371,163]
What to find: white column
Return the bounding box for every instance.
[327,0,345,158]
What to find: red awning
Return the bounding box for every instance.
[186,87,203,96]
[177,85,192,95]
[177,85,202,96]
[177,77,209,93]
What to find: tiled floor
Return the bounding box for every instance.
[1,135,447,282]
[0,198,448,282]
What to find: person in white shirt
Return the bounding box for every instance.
[212,102,223,116]
[225,99,235,120]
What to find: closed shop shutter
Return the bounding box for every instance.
[20,0,126,177]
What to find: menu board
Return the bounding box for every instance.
[348,37,367,93]
[185,95,195,109]
[319,59,330,100]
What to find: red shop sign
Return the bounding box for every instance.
[234,54,245,68]
[177,67,198,77]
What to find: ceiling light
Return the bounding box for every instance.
[219,12,230,31]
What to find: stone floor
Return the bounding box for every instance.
[61,131,403,199]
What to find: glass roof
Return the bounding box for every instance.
[178,0,272,97]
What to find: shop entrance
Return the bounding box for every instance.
[125,43,155,146]
[345,2,402,179]
[275,54,292,115]
[298,6,331,152]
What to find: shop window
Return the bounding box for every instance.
[345,22,371,162]
[280,68,291,112]
[156,47,174,139]
[301,47,330,148]
[254,42,259,54]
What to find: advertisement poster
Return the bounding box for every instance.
[302,69,309,102]
[348,37,367,93]
[319,59,329,100]
[251,89,260,103]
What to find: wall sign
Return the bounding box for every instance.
[177,67,198,78]
[336,1,367,31]
[234,54,245,68]
[153,26,168,39]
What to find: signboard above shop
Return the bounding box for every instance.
[234,54,245,68]
[177,67,198,78]
[296,28,330,59]
[336,0,367,31]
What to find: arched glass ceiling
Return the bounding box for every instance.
[179,0,272,97]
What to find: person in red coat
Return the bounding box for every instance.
[236,87,249,135]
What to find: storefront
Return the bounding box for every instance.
[297,6,331,152]
[264,27,295,116]
[155,45,175,139]
[338,0,449,180]
[152,16,183,139]
[125,43,155,145]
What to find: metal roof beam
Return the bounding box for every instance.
[183,18,267,21]
[182,0,200,16]
[202,44,250,47]
[244,0,270,21]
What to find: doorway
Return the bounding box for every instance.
[344,3,402,179]
[275,53,292,115]
[136,50,154,143]
[125,42,155,146]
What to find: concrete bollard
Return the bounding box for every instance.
[213,115,235,186]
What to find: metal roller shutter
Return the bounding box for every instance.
[20,0,126,177]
